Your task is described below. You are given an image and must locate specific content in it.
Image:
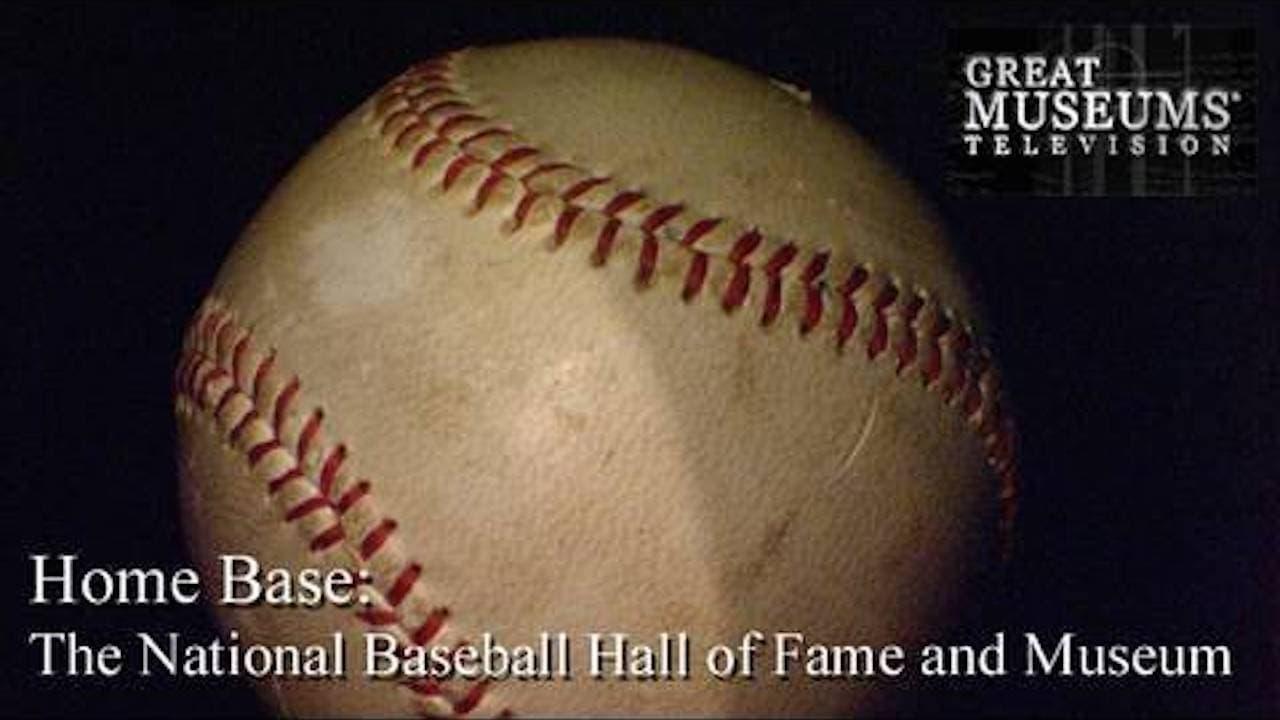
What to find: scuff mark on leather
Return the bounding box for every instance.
[837,393,880,480]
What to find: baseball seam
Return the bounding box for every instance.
[371,51,1017,528]
[175,302,505,719]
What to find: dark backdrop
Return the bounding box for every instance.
[7,2,1277,717]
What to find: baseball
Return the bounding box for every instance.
[175,38,1017,717]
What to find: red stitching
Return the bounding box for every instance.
[493,146,538,170]
[187,354,207,392]
[309,523,346,553]
[963,379,984,418]
[680,217,721,247]
[231,335,250,388]
[802,252,829,283]
[521,162,571,182]
[335,479,371,513]
[412,138,449,169]
[799,252,828,336]
[800,286,824,335]
[410,72,450,85]
[896,294,924,374]
[682,252,709,302]
[386,562,423,607]
[274,376,300,435]
[420,100,469,118]
[176,304,497,716]
[512,190,539,230]
[474,170,505,211]
[215,317,236,362]
[252,349,275,402]
[214,384,238,419]
[297,408,324,460]
[963,351,990,419]
[728,230,762,264]
[592,218,621,266]
[922,311,951,386]
[197,368,228,409]
[284,496,331,522]
[394,121,431,149]
[412,607,451,645]
[229,409,258,444]
[460,127,511,147]
[189,362,211,401]
[375,89,411,115]
[842,265,869,295]
[641,204,683,234]
[763,243,799,275]
[173,355,192,397]
[268,467,305,495]
[380,109,419,134]
[721,231,762,312]
[360,519,399,560]
[407,86,454,108]
[200,309,224,350]
[761,244,798,327]
[442,154,478,191]
[318,444,347,497]
[722,265,750,312]
[554,205,582,246]
[636,234,659,286]
[561,176,609,202]
[836,266,869,349]
[867,283,897,360]
[837,295,857,349]
[437,113,485,138]
[603,190,644,216]
[943,329,973,402]
[248,439,281,467]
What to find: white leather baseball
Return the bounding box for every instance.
[175,39,1017,717]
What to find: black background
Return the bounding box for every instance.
[7,2,1277,717]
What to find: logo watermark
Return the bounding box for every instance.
[947,26,1256,196]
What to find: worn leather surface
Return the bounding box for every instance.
[177,39,1000,718]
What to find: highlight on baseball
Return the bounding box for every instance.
[174,38,1018,717]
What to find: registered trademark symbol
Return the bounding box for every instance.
[1231,91,1242,102]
